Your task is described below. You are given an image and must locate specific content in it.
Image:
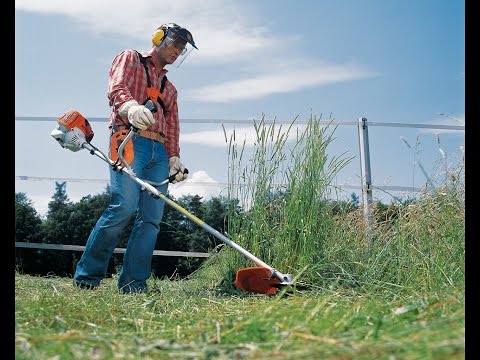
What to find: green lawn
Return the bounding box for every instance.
[15,274,464,359]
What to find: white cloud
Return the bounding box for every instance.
[15,0,275,63]
[186,61,377,102]
[168,170,224,200]
[181,124,308,147]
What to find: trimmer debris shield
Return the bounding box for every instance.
[234,267,282,295]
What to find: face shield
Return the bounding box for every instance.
[158,27,198,67]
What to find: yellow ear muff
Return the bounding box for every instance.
[152,29,165,46]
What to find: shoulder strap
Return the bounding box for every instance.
[160,74,167,93]
[135,51,167,113]
[135,50,152,87]
[156,76,167,113]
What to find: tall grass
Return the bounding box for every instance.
[193,114,465,296]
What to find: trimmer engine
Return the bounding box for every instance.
[51,109,94,152]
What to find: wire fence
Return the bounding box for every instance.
[15,116,465,256]
[16,116,464,193]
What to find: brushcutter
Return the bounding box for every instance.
[51,108,294,295]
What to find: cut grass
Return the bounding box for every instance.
[15,274,464,359]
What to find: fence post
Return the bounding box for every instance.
[357,117,374,245]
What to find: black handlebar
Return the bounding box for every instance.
[168,168,189,183]
[144,99,157,113]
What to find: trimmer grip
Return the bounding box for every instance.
[168,168,189,183]
[144,99,157,113]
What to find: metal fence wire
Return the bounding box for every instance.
[15,116,465,255]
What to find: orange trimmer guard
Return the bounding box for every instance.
[234,267,281,295]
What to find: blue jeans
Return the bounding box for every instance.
[74,135,169,293]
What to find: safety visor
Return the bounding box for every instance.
[160,28,198,67]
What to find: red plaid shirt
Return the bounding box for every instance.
[107,49,180,158]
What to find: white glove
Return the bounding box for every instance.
[168,156,188,183]
[118,100,155,130]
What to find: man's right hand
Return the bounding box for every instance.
[119,100,155,130]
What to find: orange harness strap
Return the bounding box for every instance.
[136,51,168,114]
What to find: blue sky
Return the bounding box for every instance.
[15,0,465,216]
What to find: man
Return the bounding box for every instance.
[73,23,197,293]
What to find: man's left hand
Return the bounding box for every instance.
[168,156,188,183]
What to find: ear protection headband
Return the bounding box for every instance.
[151,27,166,46]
